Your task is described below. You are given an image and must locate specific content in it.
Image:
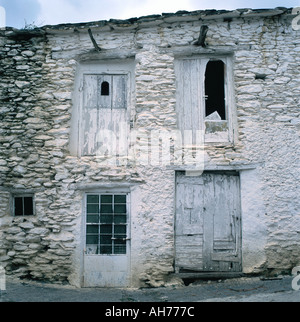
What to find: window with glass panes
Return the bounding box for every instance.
[86,194,128,255]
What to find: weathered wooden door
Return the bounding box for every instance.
[175,172,242,273]
[81,74,128,157]
[83,193,130,287]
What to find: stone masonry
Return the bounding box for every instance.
[0,8,299,287]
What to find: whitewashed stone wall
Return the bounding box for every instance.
[0,8,299,287]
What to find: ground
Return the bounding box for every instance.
[1,275,299,302]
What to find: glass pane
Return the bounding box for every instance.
[114,204,126,214]
[24,197,33,216]
[101,195,112,203]
[114,240,126,246]
[114,243,126,254]
[115,215,127,224]
[100,204,113,214]
[114,225,126,235]
[100,235,112,244]
[100,214,113,224]
[114,195,126,203]
[14,197,23,216]
[87,195,99,203]
[86,225,99,234]
[101,225,112,234]
[86,235,98,245]
[87,215,99,223]
[86,245,98,255]
[87,204,99,214]
[100,245,112,254]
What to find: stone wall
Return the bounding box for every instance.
[0,8,299,287]
[0,29,77,282]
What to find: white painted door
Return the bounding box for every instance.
[83,193,130,287]
[175,172,242,273]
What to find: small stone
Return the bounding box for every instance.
[28,228,49,236]
[13,165,27,175]
[15,81,30,89]
[22,50,35,57]
[7,49,19,56]
[19,222,34,229]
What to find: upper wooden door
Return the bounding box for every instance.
[81,74,128,157]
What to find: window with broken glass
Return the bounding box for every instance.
[175,56,235,143]
[85,194,128,255]
[204,60,226,120]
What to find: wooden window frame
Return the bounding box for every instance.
[175,55,237,144]
[12,194,35,217]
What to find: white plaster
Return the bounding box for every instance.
[240,168,267,273]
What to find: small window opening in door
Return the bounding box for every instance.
[101,81,110,96]
[205,60,226,120]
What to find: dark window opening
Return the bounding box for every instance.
[14,196,34,216]
[205,60,226,120]
[101,81,110,96]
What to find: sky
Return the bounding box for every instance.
[0,0,299,29]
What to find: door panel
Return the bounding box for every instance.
[176,177,204,236]
[83,256,128,288]
[175,235,204,271]
[175,172,242,273]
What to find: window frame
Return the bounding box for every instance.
[84,192,130,256]
[174,55,237,144]
[12,194,35,217]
